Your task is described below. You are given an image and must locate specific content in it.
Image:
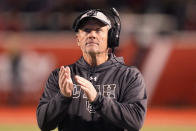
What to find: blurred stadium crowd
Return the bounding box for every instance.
[0,0,196,31]
[0,0,196,107]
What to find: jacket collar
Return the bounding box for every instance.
[75,53,124,72]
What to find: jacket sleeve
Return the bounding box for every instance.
[36,69,72,131]
[91,68,147,131]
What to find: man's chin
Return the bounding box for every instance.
[86,48,98,54]
[87,50,98,55]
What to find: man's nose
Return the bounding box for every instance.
[88,30,96,39]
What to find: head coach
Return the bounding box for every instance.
[36,8,147,131]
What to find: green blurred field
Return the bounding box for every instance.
[0,124,196,131]
[0,107,195,131]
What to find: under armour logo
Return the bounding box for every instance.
[89,76,97,81]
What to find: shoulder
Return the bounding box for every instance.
[118,64,144,83]
[119,64,142,76]
[127,66,142,77]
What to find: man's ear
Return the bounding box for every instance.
[76,33,80,46]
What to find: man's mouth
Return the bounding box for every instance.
[86,42,98,46]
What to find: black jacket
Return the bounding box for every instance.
[36,54,147,131]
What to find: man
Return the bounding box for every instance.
[36,8,147,131]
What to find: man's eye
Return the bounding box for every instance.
[96,29,101,32]
[83,28,101,33]
[84,29,91,33]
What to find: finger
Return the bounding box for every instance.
[79,85,89,93]
[61,82,65,91]
[64,72,70,80]
[60,70,66,83]
[61,75,66,86]
[62,80,73,93]
[59,67,64,84]
[64,72,73,84]
[75,76,89,87]
[59,66,66,79]
[60,66,63,73]
[60,72,70,87]
[68,82,73,90]
[59,66,63,78]
[75,75,92,87]
[62,80,69,91]
[75,76,86,86]
[62,80,67,89]
[65,66,71,79]
[75,75,86,82]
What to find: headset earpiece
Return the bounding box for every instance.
[108,27,118,48]
[107,8,121,50]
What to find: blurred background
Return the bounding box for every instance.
[0,0,196,131]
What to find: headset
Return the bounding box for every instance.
[72,8,121,51]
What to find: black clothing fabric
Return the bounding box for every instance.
[36,54,147,131]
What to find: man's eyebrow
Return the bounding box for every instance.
[82,27,102,31]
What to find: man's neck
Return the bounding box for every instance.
[83,52,108,66]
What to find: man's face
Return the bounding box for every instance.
[76,19,109,55]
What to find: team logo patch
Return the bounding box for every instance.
[72,84,116,113]
[86,10,97,17]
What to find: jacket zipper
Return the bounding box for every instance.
[88,66,96,120]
